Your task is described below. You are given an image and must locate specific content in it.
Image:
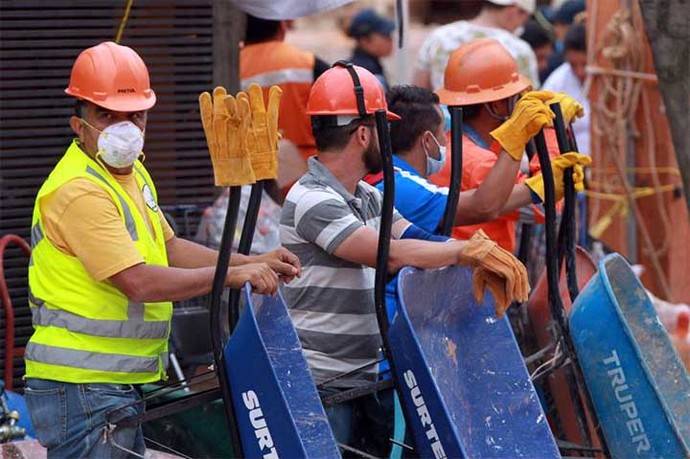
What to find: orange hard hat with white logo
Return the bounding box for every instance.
[307,61,400,123]
[436,38,531,106]
[65,41,156,112]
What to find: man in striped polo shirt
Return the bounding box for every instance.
[281,62,530,456]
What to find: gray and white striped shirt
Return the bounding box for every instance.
[281,157,406,388]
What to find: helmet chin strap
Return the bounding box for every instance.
[484,94,518,122]
[485,103,510,122]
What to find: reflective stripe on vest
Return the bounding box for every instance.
[85,166,139,241]
[241,68,313,89]
[25,342,159,374]
[31,223,44,249]
[29,291,169,340]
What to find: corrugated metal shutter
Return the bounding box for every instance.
[0,0,217,391]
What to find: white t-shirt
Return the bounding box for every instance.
[417,21,540,90]
[543,62,591,154]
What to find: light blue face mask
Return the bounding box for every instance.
[441,105,452,132]
[423,131,447,176]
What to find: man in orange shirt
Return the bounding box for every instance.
[431,38,587,251]
[240,15,330,162]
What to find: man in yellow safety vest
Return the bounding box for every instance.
[23,41,300,457]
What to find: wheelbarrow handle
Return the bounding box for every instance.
[549,102,580,303]
[534,124,609,455]
[374,109,395,340]
[440,106,463,236]
[228,182,265,331]
[208,185,244,457]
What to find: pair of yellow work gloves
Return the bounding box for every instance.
[462,91,591,316]
[490,90,592,202]
[199,84,282,186]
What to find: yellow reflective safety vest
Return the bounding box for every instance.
[26,140,172,384]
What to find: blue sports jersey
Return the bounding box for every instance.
[375,156,448,233]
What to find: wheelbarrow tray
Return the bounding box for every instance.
[569,253,690,458]
[224,287,339,458]
[393,265,559,458]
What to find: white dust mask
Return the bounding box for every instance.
[84,120,145,168]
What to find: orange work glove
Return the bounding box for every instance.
[458,230,530,316]
[199,86,256,186]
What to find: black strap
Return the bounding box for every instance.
[333,60,367,118]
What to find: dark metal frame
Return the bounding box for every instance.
[440,107,463,236]
[533,106,609,455]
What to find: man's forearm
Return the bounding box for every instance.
[455,152,521,225]
[389,239,463,272]
[111,264,217,303]
[500,184,533,215]
[166,236,252,268]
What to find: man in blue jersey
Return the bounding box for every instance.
[367,85,589,320]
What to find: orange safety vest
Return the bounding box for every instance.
[241,41,317,161]
[429,130,559,252]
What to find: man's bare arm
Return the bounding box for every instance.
[454,152,522,225]
[109,262,279,303]
[165,236,300,279]
[333,226,464,273]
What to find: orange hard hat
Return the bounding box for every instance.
[306,61,400,122]
[435,38,531,106]
[65,41,156,112]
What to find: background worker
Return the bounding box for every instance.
[373,84,587,237]
[346,8,395,90]
[241,14,330,163]
[430,38,589,252]
[542,0,586,78]
[414,0,539,90]
[281,63,530,456]
[520,19,555,83]
[366,84,587,334]
[24,41,300,458]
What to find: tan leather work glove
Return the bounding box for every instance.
[525,152,591,202]
[199,86,256,186]
[458,230,530,316]
[490,91,555,161]
[242,83,282,181]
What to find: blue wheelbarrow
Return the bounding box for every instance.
[391,265,560,458]
[570,253,690,458]
[223,286,340,458]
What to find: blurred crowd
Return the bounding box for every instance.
[196,0,589,253]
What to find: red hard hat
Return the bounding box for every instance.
[435,38,531,106]
[65,41,156,112]
[306,62,400,121]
